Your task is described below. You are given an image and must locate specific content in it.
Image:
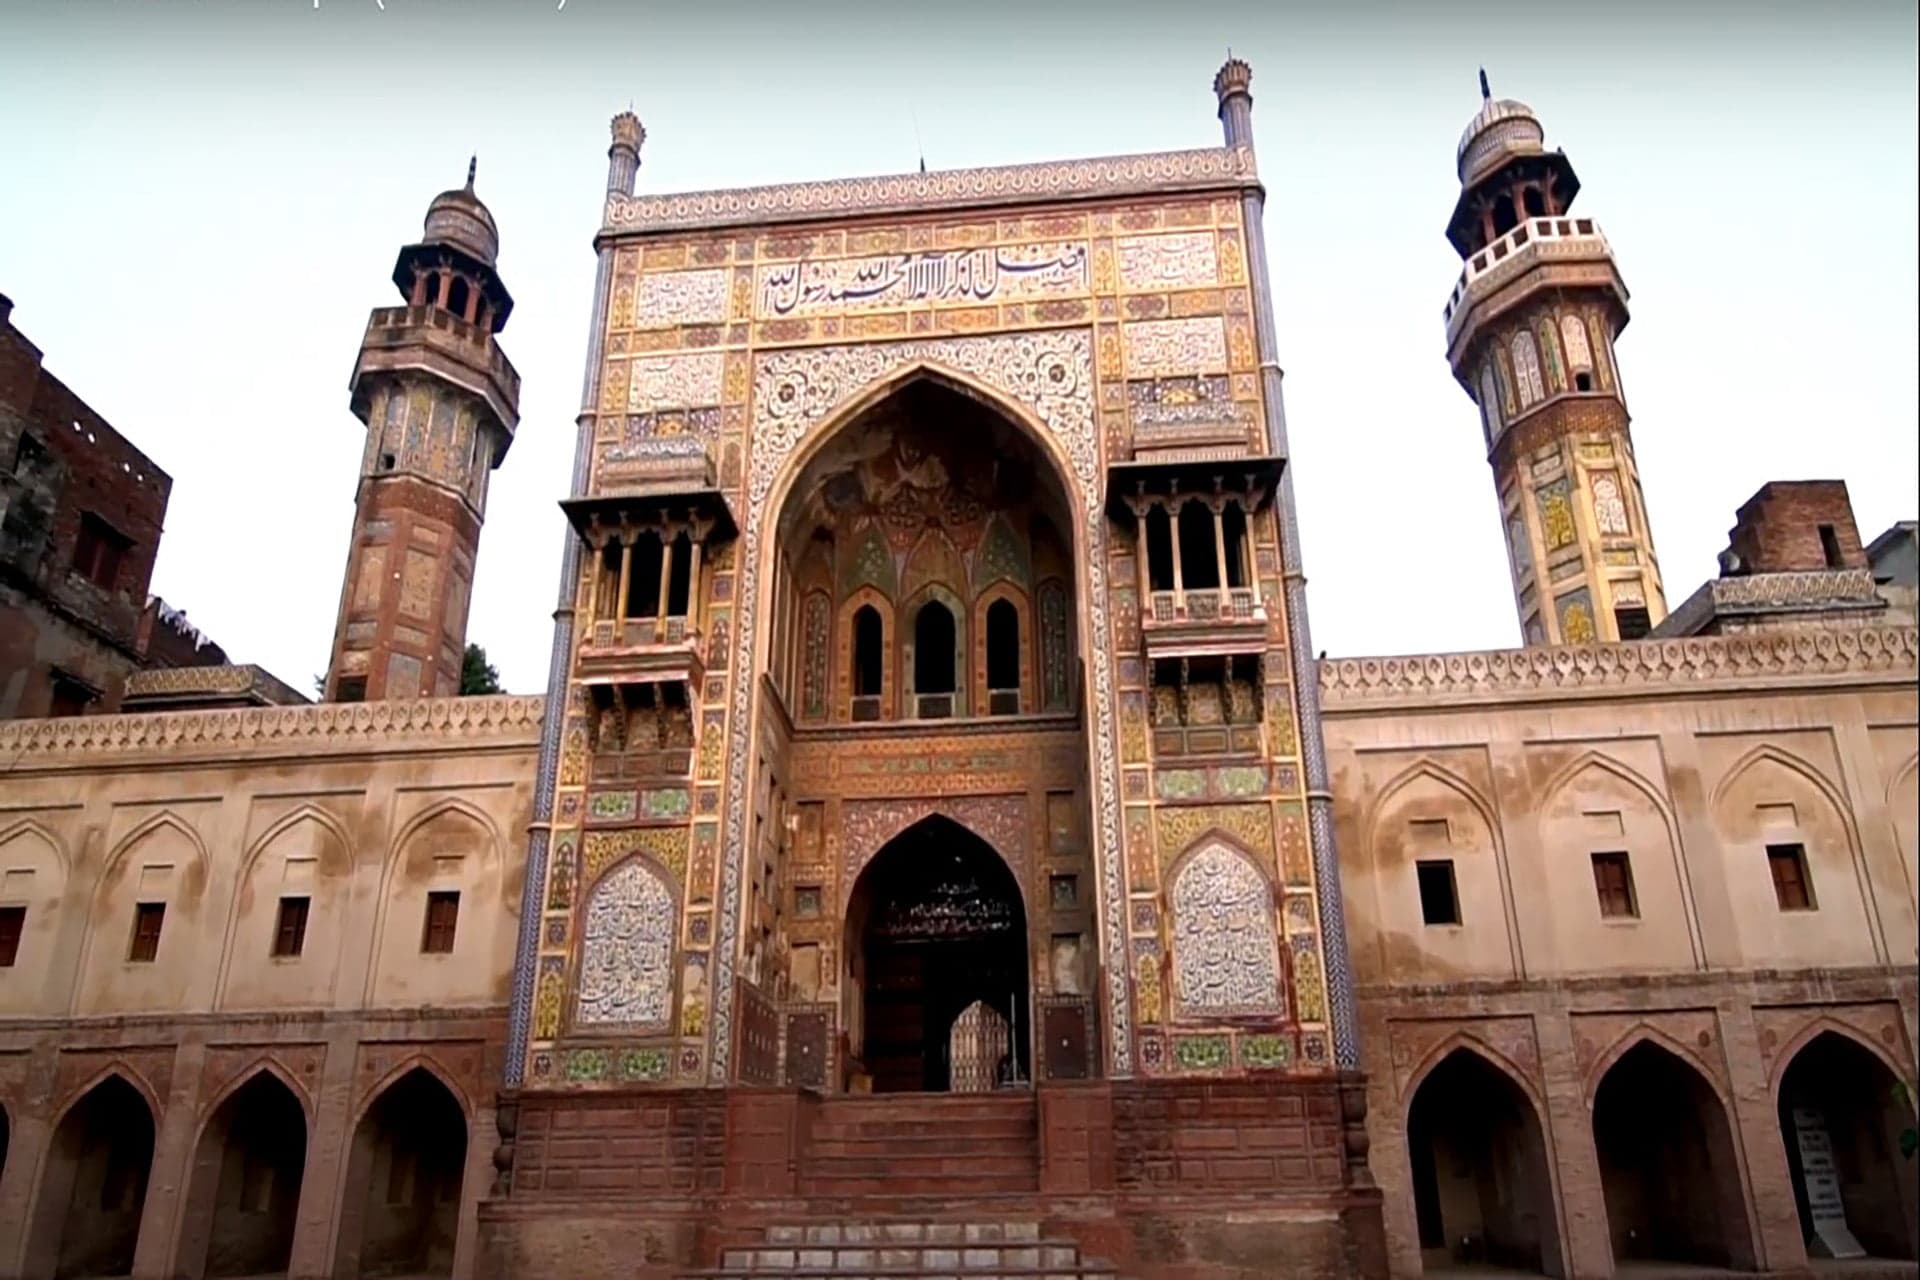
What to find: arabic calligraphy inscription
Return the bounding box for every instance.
[755,243,1088,319]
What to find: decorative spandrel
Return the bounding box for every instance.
[575,859,677,1029]
[1170,842,1282,1017]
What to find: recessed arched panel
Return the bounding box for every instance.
[0,820,68,1016]
[368,799,506,1009]
[77,811,211,1017]
[219,806,355,1012]
[1710,746,1877,967]
[1536,753,1695,975]
[1167,838,1282,1019]
[574,857,677,1032]
[1361,760,1514,984]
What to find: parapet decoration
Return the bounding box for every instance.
[602,146,1259,235]
[0,694,544,763]
[1318,626,1919,709]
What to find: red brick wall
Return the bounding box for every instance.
[0,306,171,716]
[1727,479,1868,573]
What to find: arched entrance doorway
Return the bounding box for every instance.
[176,1071,308,1278]
[844,816,1030,1093]
[25,1074,155,1280]
[332,1068,466,1280]
[1776,1031,1919,1261]
[1406,1049,1562,1276]
[1592,1040,1755,1270]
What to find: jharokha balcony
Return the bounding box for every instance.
[561,443,737,699]
[1109,465,1281,662]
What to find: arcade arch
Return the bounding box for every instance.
[1775,1030,1918,1261]
[25,1074,156,1280]
[1591,1040,1755,1270]
[1405,1048,1561,1276]
[333,1067,467,1279]
[842,816,1029,1094]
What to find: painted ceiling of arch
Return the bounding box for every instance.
[775,382,1074,573]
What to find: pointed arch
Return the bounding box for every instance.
[901,527,969,601]
[0,816,71,877]
[94,809,211,908]
[1583,1022,1728,1106]
[973,512,1031,593]
[1403,1033,1547,1117]
[1363,757,1502,855]
[1767,1016,1915,1099]
[1708,742,1850,818]
[195,1056,315,1125]
[1886,752,1918,810]
[350,1054,473,1129]
[52,1062,163,1126]
[386,796,503,872]
[972,579,1031,713]
[839,522,898,598]
[1404,1039,1567,1276]
[237,803,354,884]
[1539,750,1685,852]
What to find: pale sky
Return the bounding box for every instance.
[2,0,1914,694]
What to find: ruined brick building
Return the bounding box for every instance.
[0,62,1913,1280]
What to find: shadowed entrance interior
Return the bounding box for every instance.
[844,815,1029,1093]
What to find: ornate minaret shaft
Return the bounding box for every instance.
[325,162,522,700]
[1444,77,1666,645]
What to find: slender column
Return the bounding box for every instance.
[686,535,704,634]
[433,271,449,308]
[654,532,673,640]
[615,539,633,627]
[1217,56,1365,1075]
[1244,503,1263,606]
[1133,506,1151,606]
[1211,503,1230,594]
[1168,500,1186,609]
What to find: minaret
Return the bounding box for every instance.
[1444,76,1665,645]
[325,161,521,701]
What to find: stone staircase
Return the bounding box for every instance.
[680,1219,1119,1280]
[801,1093,1040,1197]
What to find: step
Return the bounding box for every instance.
[681,1219,1121,1280]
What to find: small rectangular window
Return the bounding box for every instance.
[128,902,165,962]
[422,891,459,953]
[1614,607,1652,641]
[1416,859,1460,926]
[272,896,310,957]
[1767,842,1815,911]
[1818,524,1844,569]
[334,675,367,704]
[1590,851,1639,918]
[71,512,131,591]
[0,905,25,966]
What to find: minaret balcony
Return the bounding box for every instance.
[1443,216,1626,353]
[352,304,522,441]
